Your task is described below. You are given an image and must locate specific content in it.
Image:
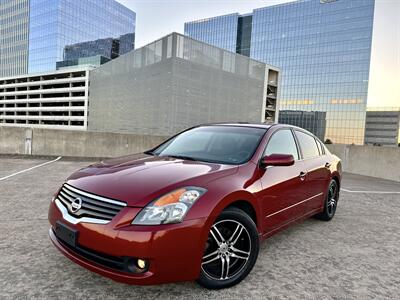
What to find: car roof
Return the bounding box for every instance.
[201,122,275,130]
[199,122,304,131]
[198,123,320,139]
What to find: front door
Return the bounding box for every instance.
[258,129,308,234]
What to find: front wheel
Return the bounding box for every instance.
[197,207,259,289]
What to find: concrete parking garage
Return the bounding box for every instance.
[0,155,399,299]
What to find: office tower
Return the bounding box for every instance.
[0,0,136,76]
[185,0,375,144]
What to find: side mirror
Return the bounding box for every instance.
[260,154,295,168]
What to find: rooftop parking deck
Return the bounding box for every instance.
[0,155,399,299]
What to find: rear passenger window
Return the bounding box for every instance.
[295,131,320,159]
[264,129,299,160]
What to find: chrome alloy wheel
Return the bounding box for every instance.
[201,220,251,280]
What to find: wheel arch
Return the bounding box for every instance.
[225,200,257,227]
[207,191,262,233]
[332,175,340,189]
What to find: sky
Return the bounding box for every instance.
[116,0,400,108]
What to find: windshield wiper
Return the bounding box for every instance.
[162,155,197,161]
[144,150,155,156]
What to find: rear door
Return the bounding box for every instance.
[294,130,329,213]
[258,129,308,233]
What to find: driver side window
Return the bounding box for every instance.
[264,129,299,160]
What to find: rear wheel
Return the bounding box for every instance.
[315,179,339,221]
[197,207,259,289]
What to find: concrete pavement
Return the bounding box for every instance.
[0,156,399,299]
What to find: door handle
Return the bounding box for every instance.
[325,162,331,169]
[299,171,307,180]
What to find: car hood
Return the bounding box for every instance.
[66,153,237,207]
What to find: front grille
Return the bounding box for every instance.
[57,183,126,222]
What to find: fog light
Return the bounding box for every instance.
[137,259,146,269]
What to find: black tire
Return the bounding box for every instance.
[315,179,339,221]
[197,207,259,289]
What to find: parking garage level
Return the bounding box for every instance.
[0,156,399,299]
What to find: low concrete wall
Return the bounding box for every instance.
[1,126,399,182]
[0,127,29,155]
[327,144,400,182]
[0,127,167,158]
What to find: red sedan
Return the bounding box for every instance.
[48,123,341,289]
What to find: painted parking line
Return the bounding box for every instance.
[342,188,400,194]
[0,156,62,182]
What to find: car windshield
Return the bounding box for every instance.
[151,126,267,165]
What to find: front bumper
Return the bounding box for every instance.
[48,199,208,285]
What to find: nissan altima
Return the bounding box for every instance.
[48,123,341,289]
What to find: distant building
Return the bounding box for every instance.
[279,110,326,141]
[0,67,91,130]
[1,33,280,134]
[63,38,120,62]
[185,0,375,144]
[56,34,135,69]
[88,33,280,136]
[365,110,400,146]
[185,13,239,53]
[0,0,135,77]
[119,33,136,55]
[0,0,30,77]
[56,56,111,70]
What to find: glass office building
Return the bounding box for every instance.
[28,0,135,73]
[56,55,111,69]
[119,33,136,55]
[63,38,120,62]
[279,110,327,141]
[185,0,375,144]
[184,13,239,53]
[0,0,30,77]
[0,0,135,76]
[56,33,136,69]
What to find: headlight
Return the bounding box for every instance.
[132,187,206,225]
